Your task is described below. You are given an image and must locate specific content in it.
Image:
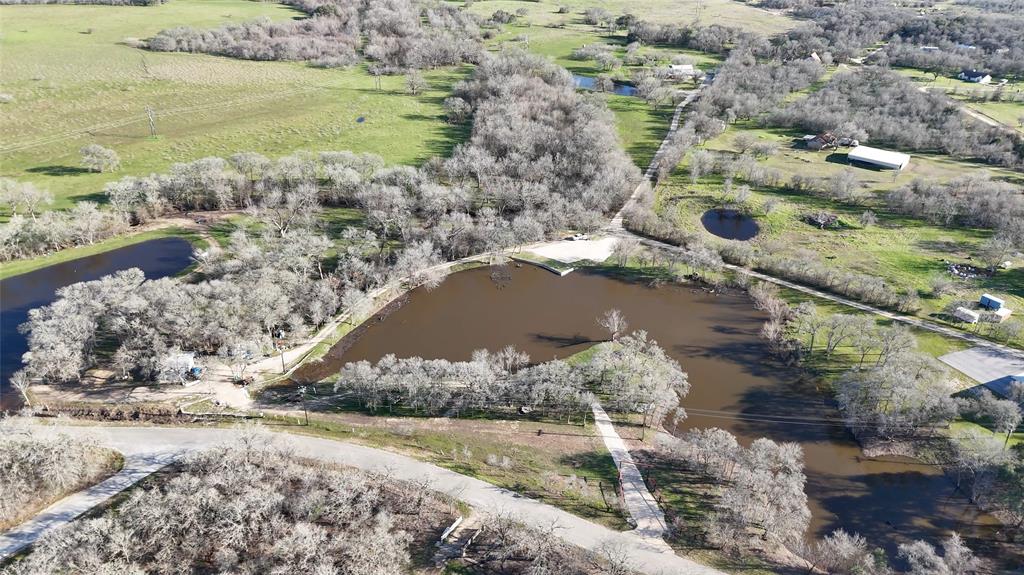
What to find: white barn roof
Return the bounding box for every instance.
[847,145,910,170]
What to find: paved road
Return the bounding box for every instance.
[0,450,179,561]
[0,427,725,575]
[591,404,670,544]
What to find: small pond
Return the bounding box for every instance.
[701,208,760,240]
[0,237,194,409]
[572,74,639,97]
[291,264,1017,569]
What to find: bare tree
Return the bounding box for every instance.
[405,71,427,95]
[898,533,979,575]
[598,309,628,341]
[80,144,120,173]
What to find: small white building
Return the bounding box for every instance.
[994,307,1014,323]
[958,69,992,84]
[847,145,911,170]
[954,307,980,324]
[666,64,701,80]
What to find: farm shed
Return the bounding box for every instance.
[847,145,910,170]
[953,307,980,324]
[979,293,1004,310]
[806,132,838,151]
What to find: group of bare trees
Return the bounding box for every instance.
[799,529,981,575]
[147,0,484,71]
[0,0,164,4]
[835,352,962,441]
[887,174,1024,252]
[878,10,1024,78]
[0,178,127,261]
[657,429,810,553]
[15,48,643,385]
[753,280,1024,541]
[0,416,118,530]
[445,49,640,232]
[3,431,455,574]
[335,329,689,424]
[658,422,992,572]
[17,216,391,384]
[626,20,753,56]
[466,514,639,575]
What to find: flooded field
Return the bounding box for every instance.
[294,264,1016,569]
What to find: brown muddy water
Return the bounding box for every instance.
[294,264,1019,570]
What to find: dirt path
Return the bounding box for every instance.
[917,84,1022,135]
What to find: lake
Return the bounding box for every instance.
[293,264,1017,570]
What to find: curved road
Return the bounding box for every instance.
[0,426,723,575]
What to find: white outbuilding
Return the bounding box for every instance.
[953,307,980,324]
[847,145,911,170]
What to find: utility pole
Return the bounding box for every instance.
[145,106,157,137]
[298,385,309,426]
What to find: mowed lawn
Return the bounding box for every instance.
[0,0,470,213]
[656,123,1024,344]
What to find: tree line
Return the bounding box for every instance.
[0,179,127,261]
[334,327,689,425]
[147,0,485,71]
[878,11,1024,78]
[0,0,164,4]
[887,174,1024,251]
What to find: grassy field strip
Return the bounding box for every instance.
[0,86,320,154]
